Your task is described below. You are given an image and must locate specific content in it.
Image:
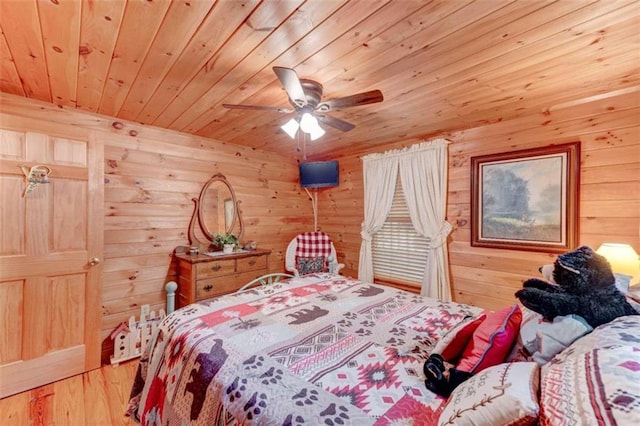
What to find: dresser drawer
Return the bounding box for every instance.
[237,254,267,272]
[196,258,235,278]
[234,270,270,291]
[196,276,241,299]
[195,269,269,300]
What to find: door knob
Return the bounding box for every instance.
[89,257,101,266]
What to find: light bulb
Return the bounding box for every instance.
[280,118,299,139]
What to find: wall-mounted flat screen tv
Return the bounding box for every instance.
[299,160,339,188]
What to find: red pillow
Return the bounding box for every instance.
[433,313,487,362]
[456,305,522,374]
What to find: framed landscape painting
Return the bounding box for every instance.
[471,142,580,253]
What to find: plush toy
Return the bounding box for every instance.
[515,246,638,328]
[423,353,473,398]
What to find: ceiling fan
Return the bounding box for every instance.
[222,66,383,140]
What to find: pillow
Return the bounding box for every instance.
[456,305,522,373]
[540,345,640,426]
[519,307,592,365]
[296,256,326,275]
[614,272,632,293]
[433,314,486,362]
[628,283,640,298]
[504,337,532,363]
[550,315,640,362]
[627,294,640,313]
[438,362,540,426]
[625,283,640,312]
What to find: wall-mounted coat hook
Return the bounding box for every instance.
[20,164,52,197]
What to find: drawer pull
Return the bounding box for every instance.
[248,259,256,266]
[211,264,222,271]
[203,284,213,291]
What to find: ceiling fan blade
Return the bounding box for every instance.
[318,89,383,111]
[273,66,307,107]
[317,114,356,132]
[222,103,292,113]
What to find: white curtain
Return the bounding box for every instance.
[357,154,398,283]
[399,139,452,300]
[358,139,452,300]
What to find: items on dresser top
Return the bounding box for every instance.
[202,249,250,257]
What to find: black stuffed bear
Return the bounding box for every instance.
[515,246,638,328]
[423,353,473,398]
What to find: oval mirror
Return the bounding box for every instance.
[188,173,244,248]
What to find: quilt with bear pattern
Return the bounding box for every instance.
[127,275,482,425]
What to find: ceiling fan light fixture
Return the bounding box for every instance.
[300,112,325,140]
[299,112,317,133]
[308,125,325,141]
[281,118,299,139]
[224,67,382,149]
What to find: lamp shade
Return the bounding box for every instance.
[299,112,318,133]
[281,118,299,139]
[299,112,325,140]
[596,243,640,284]
[308,124,325,141]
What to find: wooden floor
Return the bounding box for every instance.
[0,360,138,425]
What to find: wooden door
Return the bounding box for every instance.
[0,128,104,398]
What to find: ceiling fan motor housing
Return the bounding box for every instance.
[297,79,324,108]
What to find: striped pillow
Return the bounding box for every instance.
[539,316,640,426]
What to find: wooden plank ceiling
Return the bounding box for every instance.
[1,0,638,159]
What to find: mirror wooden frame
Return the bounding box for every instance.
[188,173,244,248]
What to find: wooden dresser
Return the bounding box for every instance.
[174,249,271,308]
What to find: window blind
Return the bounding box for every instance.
[372,176,430,285]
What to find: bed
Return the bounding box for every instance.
[127,274,482,425]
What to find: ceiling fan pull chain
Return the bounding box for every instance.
[302,133,307,161]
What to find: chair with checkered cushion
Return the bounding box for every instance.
[285,232,344,276]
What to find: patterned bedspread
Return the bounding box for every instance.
[128,275,482,425]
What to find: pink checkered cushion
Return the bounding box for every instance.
[295,232,332,258]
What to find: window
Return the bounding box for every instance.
[372,174,430,286]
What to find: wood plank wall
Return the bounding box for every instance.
[0,94,312,363]
[320,89,640,311]
[100,134,309,359]
[1,88,638,363]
